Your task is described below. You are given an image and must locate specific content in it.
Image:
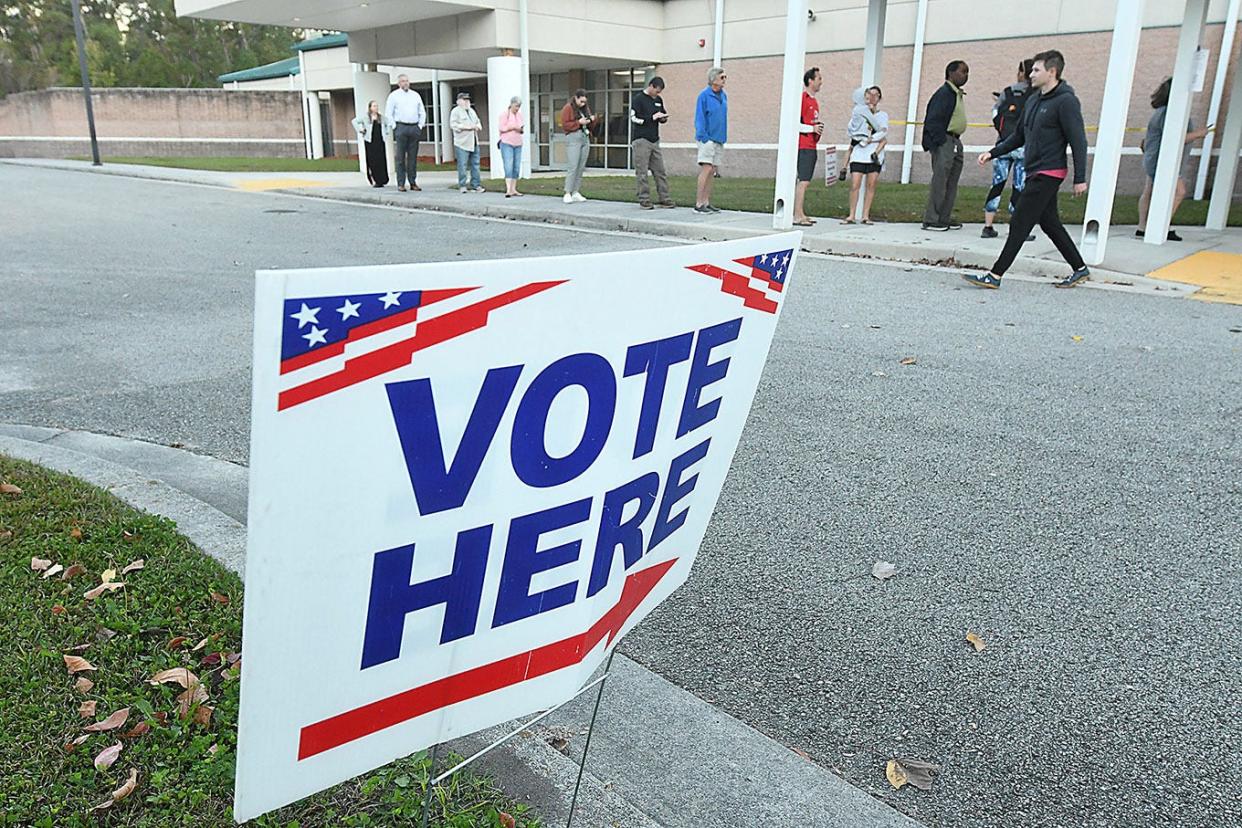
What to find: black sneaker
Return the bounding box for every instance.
[656,201,676,209]
[1055,267,1090,288]
[1135,229,1146,238]
[947,221,963,230]
[962,272,1002,289]
[922,222,949,232]
[706,204,722,213]
[639,202,654,210]
[693,205,713,214]
[1168,230,1183,241]
[981,226,999,239]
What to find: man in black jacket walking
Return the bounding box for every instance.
[966,50,1091,290]
[921,60,970,230]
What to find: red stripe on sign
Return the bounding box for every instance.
[296,557,678,761]
[688,264,779,314]
[277,280,565,411]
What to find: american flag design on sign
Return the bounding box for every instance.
[686,248,793,314]
[277,281,564,411]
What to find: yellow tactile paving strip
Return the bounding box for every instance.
[233,178,342,192]
[1148,251,1242,305]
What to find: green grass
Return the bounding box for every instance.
[484,174,1242,227]
[70,156,466,174]
[0,456,538,828]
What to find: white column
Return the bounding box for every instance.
[772,0,809,229]
[431,70,442,164]
[352,64,365,176]
[353,69,392,179]
[306,92,324,160]
[1079,0,1146,265]
[520,0,533,178]
[900,0,928,184]
[440,80,455,163]
[713,0,725,67]
[298,50,312,159]
[861,0,887,87]
[1194,0,1240,200]
[854,0,887,219]
[1206,56,1242,229]
[1146,0,1209,246]
[487,56,523,180]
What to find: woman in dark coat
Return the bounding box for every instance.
[352,100,392,188]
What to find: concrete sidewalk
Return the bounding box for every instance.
[8,157,1233,300]
[0,423,923,828]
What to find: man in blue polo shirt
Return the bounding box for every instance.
[694,66,728,214]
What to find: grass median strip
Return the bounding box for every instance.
[483,174,1242,227]
[0,455,537,828]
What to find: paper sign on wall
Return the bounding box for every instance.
[233,233,801,821]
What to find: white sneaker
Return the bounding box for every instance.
[571,192,587,203]
[460,187,468,194]
[563,193,573,204]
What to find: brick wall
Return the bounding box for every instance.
[654,24,1242,196]
[0,88,305,158]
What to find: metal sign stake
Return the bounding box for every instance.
[566,649,616,828]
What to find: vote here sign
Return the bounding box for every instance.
[233,233,800,821]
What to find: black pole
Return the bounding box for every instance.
[69,0,101,166]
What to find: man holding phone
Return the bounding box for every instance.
[630,76,675,210]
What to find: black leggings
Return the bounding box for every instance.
[990,173,1085,277]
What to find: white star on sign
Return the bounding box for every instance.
[302,326,328,347]
[379,291,403,309]
[759,254,768,264]
[290,302,320,328]
[337,298,361,321]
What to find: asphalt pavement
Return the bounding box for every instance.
[3,163,1240,827]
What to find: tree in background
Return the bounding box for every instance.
[0,0,299,95]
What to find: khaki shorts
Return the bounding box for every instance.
[696,140,724,167]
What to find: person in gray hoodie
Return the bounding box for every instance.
[968,50,1090,290]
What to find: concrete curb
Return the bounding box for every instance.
[1,158,1198,298]
[0,425,924,827]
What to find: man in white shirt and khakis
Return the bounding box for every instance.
[384,75,426,192]
[449,91,485,193]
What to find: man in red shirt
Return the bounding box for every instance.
[794,67,824,226]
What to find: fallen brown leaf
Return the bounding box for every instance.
[70,527,83,540]
[61,563,86,580]
[0,529,11,541]
[201,652,221,667]
[225,652,241,665]
[41,563,64,579]
[65,733,91,752]
[83,708,131,733]
[100,568,117,584]
[966,631,986,652]
[191,636,211,652]
[122,530,140,543]
[93,741,122,770]
[51,604,66,615]
[78,700,97,718]
[899,356,918,366]
[0,482,22,495]
[74,677,94,693]
[193,704,214,727]
[209,591,230,605]
[167,636,187,649]
[63,655,95,674]
[120,559,145,575]
[206,743,219,757]
[177,684,210,718]
[886,757,940,791]
[31,557,52,572]
[149,667,200,689]
[498,813,516,828]
[122,722,150,740]
[84,582,125,600]
[153,711,168,726]
[111,768,139,803]
[96,628,117,643]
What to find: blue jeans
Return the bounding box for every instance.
[985,150,1026,214]
[455,146,481,189]
[499,143,521,179]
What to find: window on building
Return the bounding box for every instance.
[531,65,654,172]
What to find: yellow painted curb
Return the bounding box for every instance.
[233,178,343,192]
[1148,251,1242,305]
